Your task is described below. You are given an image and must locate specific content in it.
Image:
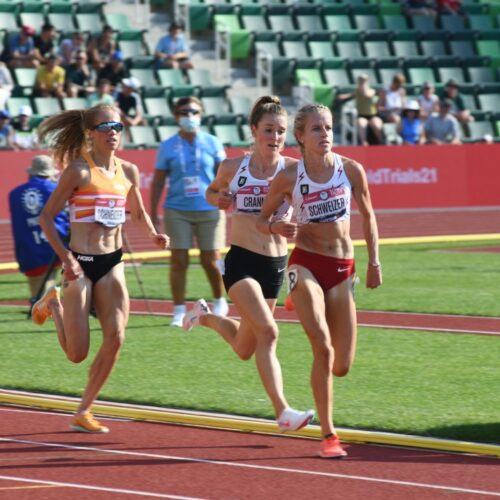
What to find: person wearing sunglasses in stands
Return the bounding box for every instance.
[31,104,170,433]
[150,96,229,327]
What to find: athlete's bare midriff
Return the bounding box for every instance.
[69,222,123,255]
[231,212,289,258]
[295,219,353,259]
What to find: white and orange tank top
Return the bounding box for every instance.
[228,154,292,220]
[292,154,351,224]
[69,151,131,228]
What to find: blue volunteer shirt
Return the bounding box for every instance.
[155,131,226,211]
[9,176,69,273]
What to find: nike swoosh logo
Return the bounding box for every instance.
[278,267,287,273]
[337,267,350,272]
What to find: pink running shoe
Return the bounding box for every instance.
[182,299,211,331]
[318,434,347,459]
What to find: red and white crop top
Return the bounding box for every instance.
[69,151,132,228]
[228,154,292,220]
[291,154,351,224]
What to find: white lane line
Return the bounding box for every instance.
[1,437,499,497]
[0,476,208,499]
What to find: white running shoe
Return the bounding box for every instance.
[277,407,315,433]
[212,297,229,316]
[182,299,211,331]
[170,305,186,328]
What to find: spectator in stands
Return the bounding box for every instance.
[0,110,14,149]
[96,50,127,94]
[154,21,193,70]
[439,79,473,125]
[397,100,425,145]
[403,0,438,17]
[34,52,66,98]
[436,0,464,15]
[377,73,407,125]
[87,25,117,72]
[34,23,57,65]
[65,50,95,98]
[87,78,115,107]
[12,105,39,150]
[150,96,229,327]
[115,77,145,141]
[59,31,86,69]
[8,155,69,302]
[424,99,461,144]
[0,61,14,111]
[4,25,39,69]
[417,81,439,120]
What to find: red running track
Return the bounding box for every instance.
[1,406,499,500]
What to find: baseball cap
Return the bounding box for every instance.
[445,79,458,87]
[405,100,420,111]
[22,25,36,36]
[112,50,124,61]
[0,110,10,119]
[26,155,57,177]
[18,105,33,116]
[122,77,141,90]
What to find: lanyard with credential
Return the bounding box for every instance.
[177,135,201,175]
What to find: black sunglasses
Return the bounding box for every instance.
[93,121,124,133]
[176,109,200,116]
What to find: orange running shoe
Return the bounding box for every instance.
[31,285,60,325]
[71,412,109,434]
[319,435,347,459]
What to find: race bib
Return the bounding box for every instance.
[95,198,126,227]
[183,176,201,197]
[235,185,268,213]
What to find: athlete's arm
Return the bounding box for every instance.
[345,158,382,289]
[123,162,169,250]
[39,163,87,279]
[205,157,239,210]
[256,165,297,238]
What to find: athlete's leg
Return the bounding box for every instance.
[200,278,288,417]
[76,262,128,415]
[48,275,93,362]
[290,266,335,436]
[324,275,358,377]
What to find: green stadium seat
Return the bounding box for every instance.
[33,97,63,117]
[76,13,103,32]
[323,65,352,88]
[393,40,420,58]
[213,123,248,147]
[76,2,105,15]
[118,39,147,59]
[62,97,87,110]
[201,96,229,117]
[187,68,215,87]
[467,65,496,84]
[157,69,194,98]
[295,67,334,107]
[477,93,500,112]
[130,68,158,88]
[47,13,76,33]
[468,15,495,31]
[229,95,252,117]
[476,39,500,59]
[241,14,269,32]
[157,124,179,141]
[335,40,364,60]
[296,15,325,32]
[449,40,476,59]
[267,14,295,33]
[420,40,448,57]
[128,125,159,148]
[254,34,282,58]
[323,15,354,33]
[105,13,133,31]
[465,120,494,141]
[407,65,436,85]
[13,68,37,95]
[7,97,32,116]
[349,61,378,86]
[308,40,335,60]
[214,14,241,32]
[412,15,438,32]
[353,15,381,32]
[440,14,466,33]
[143,97,172,119]
[282,39,310,60]
[364,40,392,59]
[436,66,466,84]
[20,13,45,33]
[382,15,409,31]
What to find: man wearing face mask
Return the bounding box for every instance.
[150,96,229,326]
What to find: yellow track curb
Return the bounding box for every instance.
[1,233,499,271]
[1,391,498,458]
